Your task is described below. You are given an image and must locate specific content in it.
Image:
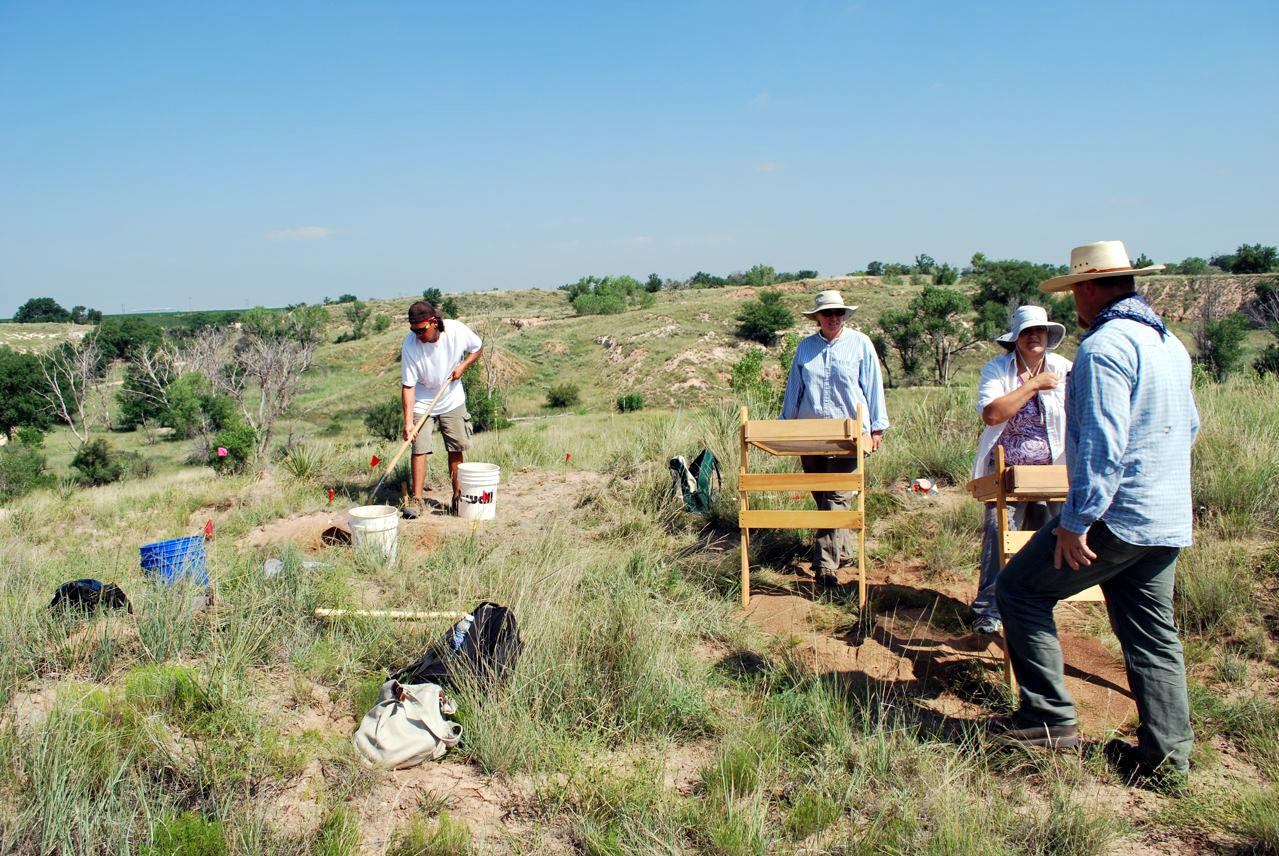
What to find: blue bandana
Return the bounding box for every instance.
[1083,292,1168,340]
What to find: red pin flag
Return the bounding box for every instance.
[203,519,214,540]
[565,452,571,462]
[327,488,335,505]
[370,454,381,468]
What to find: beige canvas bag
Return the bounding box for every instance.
[352,679,461,769]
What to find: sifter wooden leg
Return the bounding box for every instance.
[740,528,751,607]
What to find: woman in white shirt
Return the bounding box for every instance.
[970,305,1071,634]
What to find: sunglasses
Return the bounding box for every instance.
[410,319,439,335]
[818,309,846,318]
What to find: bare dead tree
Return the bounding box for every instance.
[39,337,105,446]
[233,332,317,457]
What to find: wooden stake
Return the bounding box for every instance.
[313,608,465,621]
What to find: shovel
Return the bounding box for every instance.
[366,381,449,505]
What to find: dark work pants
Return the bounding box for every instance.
[995,516,1192,772]
[800,455,857,573]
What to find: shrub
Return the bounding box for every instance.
[615,393,644,413]
[546,383,581,409]
[210,421,257,474]
[1256,344,1279,378]
[730,349,775,404]
[364,399,403,441]
[162,374,237,440]
[71,438,125,486]
[143,811,226,856]
[1195,311,1249,381]
[0,442,48,502]
[14,424,45,447]
[279,442,325,480]
[372,313,392,333]
[561,276,654,316]
[735,289,794,345]
[462,367,511,431]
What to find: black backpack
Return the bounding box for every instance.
[391,601,522,692]
[669,448,721,513]
[49,579,133,614]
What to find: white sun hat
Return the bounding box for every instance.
[802,289,859,318]
[1039,240,1165,293]
[996,305,1067,350]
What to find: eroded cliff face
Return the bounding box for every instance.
[1140,273,1273,322]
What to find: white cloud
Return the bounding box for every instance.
[267,226,333,241]
[754,161,786,173]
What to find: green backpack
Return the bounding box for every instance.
[669,449,722,513]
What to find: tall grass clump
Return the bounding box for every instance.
[869,386,977,489]
[1191,375,1279,533]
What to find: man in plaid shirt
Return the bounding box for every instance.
[990,241,1198,789]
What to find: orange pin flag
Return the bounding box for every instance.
[327,488,335,505]
[370,454,381,468]
[203,519,214,540]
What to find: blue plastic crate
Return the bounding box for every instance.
[139,535,209,586]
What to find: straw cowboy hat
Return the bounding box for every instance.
[1039,240,1165,293]
[802,289,859,318]
[996,305,1066,350]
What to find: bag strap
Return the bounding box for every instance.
[395,682,462,747]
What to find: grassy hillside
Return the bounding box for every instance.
[1,277,1278,853]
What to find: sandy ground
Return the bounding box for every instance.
[239,468,608,558]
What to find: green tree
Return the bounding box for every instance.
[0,346,52,434]
[741,264,776,287]
[1229,244,1279,274]
[913,254,937,275]
[913,286,984,382]
[645,273,663,293]
[735,289,794,346]
[1132,253,1155,269]
[877,308,924,379]
[1171,257,1208,275]
[866,261,884,276]
[422,288,460,318]
[93,316,165,361]
[13,297,70,323]
[968,254,1074,324]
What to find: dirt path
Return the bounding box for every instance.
[742,559,1137,736]
[239,468,609,556]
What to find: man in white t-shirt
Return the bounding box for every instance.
[401,300,483,517]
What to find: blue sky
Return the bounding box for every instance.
[2,0,1276,314]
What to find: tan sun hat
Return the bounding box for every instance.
[1039,240,1165,293]
[802,289,858,318]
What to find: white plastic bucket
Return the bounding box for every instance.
[348,505,399,561]
[456,463,501,521]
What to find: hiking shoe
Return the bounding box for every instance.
[816,572,840,587]
[1103,739,1189,794]
[972,616,1003,636]
[450,494,461,516]
[402,498,426,520]
[987,716,1080,751]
